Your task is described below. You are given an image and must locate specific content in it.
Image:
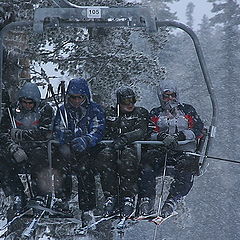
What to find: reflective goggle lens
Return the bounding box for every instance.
[21,100,34,105]
[162,92,176,99]
[121,97,136,105]
[69,95,85,100]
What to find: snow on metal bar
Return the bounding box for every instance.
[33,7,157,33]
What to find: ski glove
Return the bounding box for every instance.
[71,136,90,152]
[112,135,128,151]
[10,128,34,142]
[176,131,186,141]
[162,134,178,149]
[10,128,24,142]
[56,129,73,144]
[8,143,28,163]
[157,132,168,141]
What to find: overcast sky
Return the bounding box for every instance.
[128,0,214,29]
[169,0,213,29]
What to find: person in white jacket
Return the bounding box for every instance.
[138,83,204,218]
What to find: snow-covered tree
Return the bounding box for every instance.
[0,0,182,106]
[186,2,195,28]
[208,0,240,157]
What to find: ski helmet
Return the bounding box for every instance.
[116,87,136,105]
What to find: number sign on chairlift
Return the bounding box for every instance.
[87,8,102,19]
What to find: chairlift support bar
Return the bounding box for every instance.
[33,7,157,33]
[0,7,218,172]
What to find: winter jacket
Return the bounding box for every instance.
[149,103,204,152]
[104,105,149,143]
[0,83,54,154]
[53,78,105,150]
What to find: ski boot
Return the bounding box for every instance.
[103,196,117,217]
[12,194,27,213]
[81,210,96,229]
[122,197,134,218]
[161,198,177,218]
[138,197,154,216]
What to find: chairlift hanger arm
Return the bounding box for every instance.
[48,0,82,8]
[156,20,218,128]
[49,0,111,9]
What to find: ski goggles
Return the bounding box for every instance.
[69,95,86,100]
[162,92,177,100]
[20,99,35,105]
[120,97,136,105]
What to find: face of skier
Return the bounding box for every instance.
[120,97,136,113]
[162,91,177,102]
[68,94,86,108]
[20,98,35,111]
[160,90,178,111]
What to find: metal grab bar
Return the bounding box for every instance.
[101,140,194,145]
[101,139,195,161]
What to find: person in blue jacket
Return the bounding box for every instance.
[53,78,105,227]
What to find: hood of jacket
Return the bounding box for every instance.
[66,78,91,103]
[18,82,41,103]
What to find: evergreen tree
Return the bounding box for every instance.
[186,2,195,28]
[0,0,176,105]
[208,0,240,158]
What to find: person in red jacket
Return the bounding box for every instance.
[0,83,54,212]
[138,83,204,218]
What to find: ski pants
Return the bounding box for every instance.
[0,143,50,199]
[0,143,72,201]
[138,149,199,200]
[95,146,138,199]
[57,144,96,211]
[30,143,72,201]
[0,154,26,198]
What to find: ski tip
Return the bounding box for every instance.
[134,213,157,221]
[151,211,178,225]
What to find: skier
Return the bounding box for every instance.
[0,82,54,212]
[96,87,149,218]
[53,78,105,227]
[138,83,204,217]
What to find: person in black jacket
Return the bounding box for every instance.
[0,82,54,212]
[96,86,149,218]
[138,83,204,218]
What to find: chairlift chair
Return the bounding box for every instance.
[0,1,218,182]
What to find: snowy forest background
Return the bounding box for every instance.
[0,0,240,239]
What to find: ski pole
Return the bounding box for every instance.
[116,95,122,210]
[7,107,16,128]
[184,152,240,165]
[25,173,34,199]
[7,106,35,198]
[153,151,168,240]
[48,84,68,128]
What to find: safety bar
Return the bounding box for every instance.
[101,139,194,161]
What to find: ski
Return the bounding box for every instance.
[21,209,46,238]
[134,213,158,221]
[133,211,178,224]
[73,214,119,235]
[115,217,127,239]
[27,201,71,217]
[0,208,32,238]
[27,203,84,225]
[151,211,178,225]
